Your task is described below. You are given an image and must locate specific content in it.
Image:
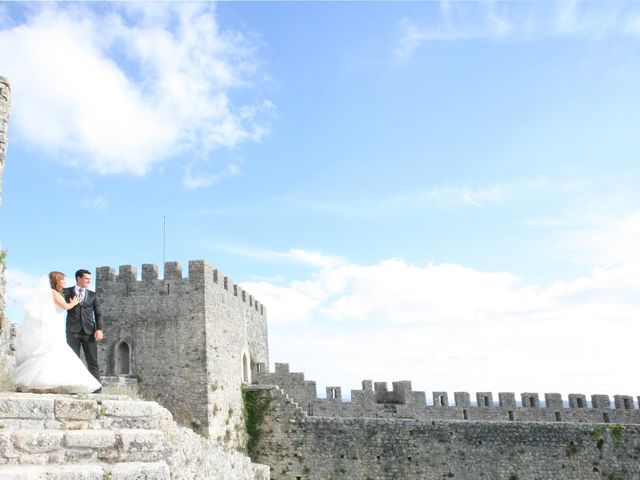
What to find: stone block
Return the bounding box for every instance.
[476,392,493,407]
[433,392,449,407]
[454,392,470,407]
[13,430,64,453]
[64,430,117,448]
[498,392,516,409]
[521,393,540,408]
[0,429,17,462]
[0,465,47,479]
[614,395,635,410]
[118,265,137,283]
[591,395,611,410]
[118,429,165,454]
[108,461,170,480]
[164,262,182,280]
[101,400,160,418]
[0,419,45,430]
[568,394,587,409]
[63,448,98,463]
[54,399,98,421]
[47,464,103,480]
[544,393,563,410]
[0,397,54,420]
[142,264,159,281]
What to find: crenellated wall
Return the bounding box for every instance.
[96,259,269,446]
[255,363,640,425]
[249,384,640,480]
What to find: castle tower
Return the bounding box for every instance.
[95,260,269,445]
[0,76,11,368]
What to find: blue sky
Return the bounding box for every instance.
[2,1,640,400]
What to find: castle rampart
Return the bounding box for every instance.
[255,363,640,425]
[96,260,269,445]
[249,383,640,480]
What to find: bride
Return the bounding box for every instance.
[14,271,101,394]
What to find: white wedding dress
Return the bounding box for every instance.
[14,276,101,394]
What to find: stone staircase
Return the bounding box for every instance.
[0,392,170,479]
[0,392,270,480]
[272,386,306,417]
[244,384,307,417]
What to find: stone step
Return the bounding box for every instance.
[0,461,170,479]
[101,376,141,398]
[0,394,170,431]
[0,428,166,465]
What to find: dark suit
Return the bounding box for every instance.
[63,286,103,384]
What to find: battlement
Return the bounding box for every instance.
[96,260,266,317]
[255,363,640,424]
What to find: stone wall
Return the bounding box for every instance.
[96,259,269,446]
[200,259,269,447]
[256,363,640,425]
[249,385,640,480]
[0,76,11,371]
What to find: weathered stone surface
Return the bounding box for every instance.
[157,410,270,480]
[101,399,163,418]
[13,430,63,453]
[64,430,116,449]
[107,461,170,480]
[0,463,103,480]
[54,399,98,421]
[47,464,103,480]
[62,447,97,463]
[117,429,165,462]
[0,397,54,420]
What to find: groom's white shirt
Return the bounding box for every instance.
[75,285,86,301]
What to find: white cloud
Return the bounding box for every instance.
[395,2,639,61]
[242,212,640,396]
[183,161,243,190]
[388,177,581,210]
[215,244,346,269]
[82,195,108,212]
[0,3,270,176]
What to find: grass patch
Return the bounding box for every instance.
[609,424,626,443]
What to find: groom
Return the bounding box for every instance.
[64,269,104,392]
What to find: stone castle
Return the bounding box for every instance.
[1,76,640,479]
[93,260,640,479]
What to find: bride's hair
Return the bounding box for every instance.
[49,271,65,292]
